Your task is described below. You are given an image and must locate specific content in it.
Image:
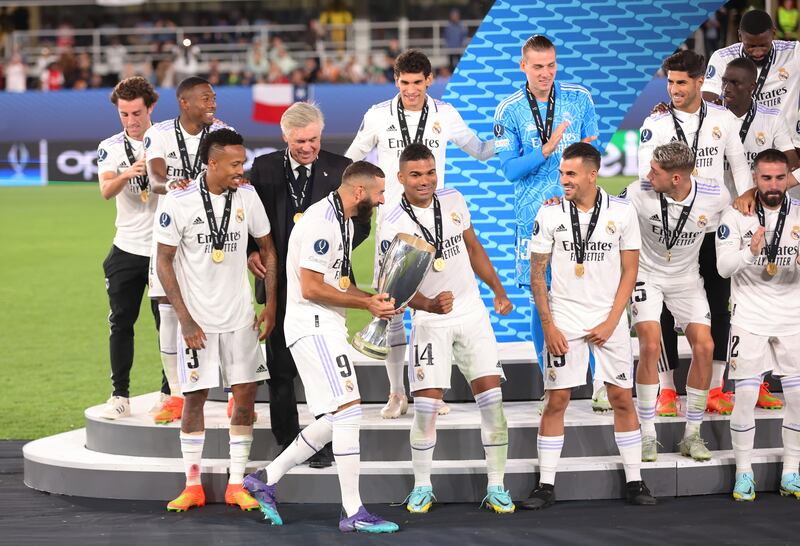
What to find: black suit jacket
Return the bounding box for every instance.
[247,148,370,307]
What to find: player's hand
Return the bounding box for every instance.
[247,251,266,279]
[255,304,276,340]
[428,291,454,314]
[650,101,669,115]
[542,195,562,207]
[367,293,398,320]
[181,317,207,350]
[493,294,513,315]
[124,157,147,180]
[542,121,569,158]
[750,226,766,256]
[733,187,757,216]
[543,323,569,356]
[581,135,598,144]
[584,319,615,347]
[167,178,191,191]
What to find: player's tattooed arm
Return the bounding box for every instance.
[530,251,569,355]
[157,242,206,349]
[254,233,278,340]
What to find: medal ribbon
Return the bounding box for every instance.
[400,193,443,261]
[569,189,603,266]
[669,100,706,156]
[744,45,775,99]
[284,149,313,214]
[396,98,429,147]
[525,83,556,145]
[330,192,352,281]
[123,135,149,193]
[198,172,234,253]
[174,117,207,179]
[755,194,788,266]
[659,181,698,256]
[738,100,758,143]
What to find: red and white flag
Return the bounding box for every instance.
[252,84,310,124]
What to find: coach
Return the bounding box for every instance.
[246,102,370,466]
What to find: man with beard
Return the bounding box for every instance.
[716,149,800,500]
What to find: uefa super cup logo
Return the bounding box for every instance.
[8,143,29,177]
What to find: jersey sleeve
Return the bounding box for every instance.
[455,192,471,230]
[771,115,797,152]
[619,203,642,251]
[700,50,725,98]
[528,206,555,255]
[144,127,166,162]
[298,225,335,274]
[579,91,600,143]
[155,194,182,247]
[447,105,494,160]
[245,190,271,238]
[494,101,547,181]
[345,108,379,161]
[723,121,753,196]
[637,116,658,180]
[97,142,117,177]
[715,207,755,278]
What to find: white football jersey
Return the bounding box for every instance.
[625,178,729,278]
[703,41,800,145]
[345,94,493,203]
[637,101,745,215]
[716,201,800,336]
[723,103,795,194]
[144,118,230,181]
[378,188,480,327]
[284,194,353,346]
[155,179,270,333]
[529,188,641,337]
[98,131,159,256]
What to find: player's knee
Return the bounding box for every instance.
[606,385,633,410]
[638,339,661,362]
[543,390,570,414]
[691,337,714,361]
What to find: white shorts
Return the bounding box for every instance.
[177,324,268,393]
[407,308,504,392]
[630,273,710,330]
[543,317,634,390]
[290,334,361,415]
[148,242,166,298]
[727,324,800,380]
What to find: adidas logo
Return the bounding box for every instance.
[616,372,627,381]
[167,151,178,159]
[555,224,567,232]
[649,214,660,221]
[256,363,268,373]
[387,124,397,132]
[193,217,204,225]
[743,230,753,238]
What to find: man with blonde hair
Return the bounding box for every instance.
[247,101,369,467]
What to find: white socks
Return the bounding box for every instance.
[684,386,708,438]
[730,378,760,474]
[228,430,253,485]
[386,345,407,395]
[781,376,800,478]
[180,431,205,486]
[636,383,658,437]
[265,414,333,485]
[158,304,182,398]
[332,405,363,517]
[658,369,676,391]
[537,434,564,486]
[410,397,440,488]
[475,388,508,488]
[614,429,642,482]
[711,360,726,390]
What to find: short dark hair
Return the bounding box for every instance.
[726,57,758,83]
[342,160,385,185]
[753,148,789,169]
[739,9,774,35]
[522,34,555,55]
[394,49,432,78]
[176,76,211,99]
[399,143,435,166]
[199,128,244,164]
[110,76,159,107]
[662,49,706,79]
[562,142,600,170]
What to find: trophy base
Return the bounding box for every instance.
[352,334,389,360]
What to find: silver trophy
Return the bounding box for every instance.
[352,233,435,359]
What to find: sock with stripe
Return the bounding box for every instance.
[410,397,440,488]
[730,378,760,474]
[475,388,508,488]
[228,425,253,485]
[635,383,658,437]
[386,315,407,395]
[683,386,708,439]
[614,429,642,482]
[537,434,564,486]
[265,414,333,485]
[658,369,676,392]
[180,430,205,486]
[781,376,800,477]
[332,405,363,517]
[158,304,182,398]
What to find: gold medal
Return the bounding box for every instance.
[211,249,225,263]
[433,257,446,272]
[293,212,303,223]
[339,276,351,289]
[575,263,585,277]
[766,262,778,276]
[692,167,698,176]
[140,189,149,203]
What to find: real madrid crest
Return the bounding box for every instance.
[416,368,425,381]
[712,127,722,140]
[345,379,354,392]
[605,221,616,235]
[432,121,442,135]
[730,359,737,371]
[451,212,461,225]
[697,215,707,228]
[236,208,244,223]
[779,67,789,81]
[792,225,800,240]
[548,369,557,382]
[190,371,200,383]
[755,132,766,146]
[631,304,638,317]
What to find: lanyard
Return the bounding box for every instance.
[396,98,429,147]
[283,149,313,213]
[569,189,602,266]
[525,83,556,145]
[330,192,352,282]
[174,117,207,179]
[198,171,233,252]
[123,134,148,192]
[400,193,443,260]
[669,101,706,155]
[659,181,697,260]
[755,195,789,271]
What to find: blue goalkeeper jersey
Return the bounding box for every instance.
[494,80,599,287]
